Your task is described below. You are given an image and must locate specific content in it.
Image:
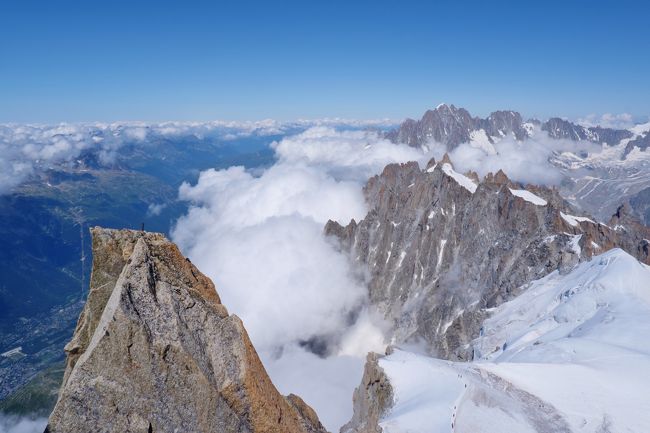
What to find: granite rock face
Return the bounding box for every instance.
[325,157,650,360]
[46,227,327,433]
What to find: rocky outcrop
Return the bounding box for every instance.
[340,353,392,433]
[608,203,650,260]
[46,227,327,433]
[325,157,650,360]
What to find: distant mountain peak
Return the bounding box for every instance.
[386,104,635,151]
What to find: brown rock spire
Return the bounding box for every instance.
[46,227,327,433]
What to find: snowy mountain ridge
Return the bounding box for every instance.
[346,249,650,433]
[385,104,650,224]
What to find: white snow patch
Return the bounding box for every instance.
[569,234,582,255]
[469,129,497,155]
[630,121,650,136]
[560,212,595,227]
[436,239,447,269]
[396,251,407,268]
[508,188,547,206]
[377,250,650,433]
[441,163,477,193]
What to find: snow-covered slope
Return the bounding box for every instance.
[375,249,650,433]
[553,124,650,222]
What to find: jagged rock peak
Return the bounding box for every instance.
[340,353,392,433]
[386,104,634,150]
[325,157,650,360]
[47,227,327,433]
[484,168,510,185]
[440,152,452,166]
[385,104,530,149]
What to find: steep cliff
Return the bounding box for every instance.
[46,227,327,433]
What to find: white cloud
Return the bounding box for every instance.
[0,119,396,195]
[424,127,604,186]
[262,346,366,430]
[577,113,637,129]
[0,415,47,433]
[272,126,424,182]
[171,126,425,430]
[146,202,167,217]
[170,124,623,428]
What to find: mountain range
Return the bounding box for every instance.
[386,104,650,224]
[1,106,649,432]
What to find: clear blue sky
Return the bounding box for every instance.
[1,0,648,122]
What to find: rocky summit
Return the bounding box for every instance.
[325,156,650,360]
[46,227,326,433]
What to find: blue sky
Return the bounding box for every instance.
[1,0,648,123]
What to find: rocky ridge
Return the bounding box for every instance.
[386,104,638,152]
[325,155,650,360]
[541,117,632,145]
[385,104,530,149]
[46,227,327,433]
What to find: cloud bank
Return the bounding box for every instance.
[0,119,395,195]
[426,126,605,185]
[171,127,422,429]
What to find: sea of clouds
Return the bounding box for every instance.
[2,115,643,430]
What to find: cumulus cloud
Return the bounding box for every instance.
[171,127,422,429]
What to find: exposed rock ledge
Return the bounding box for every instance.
[46,227,327,433]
